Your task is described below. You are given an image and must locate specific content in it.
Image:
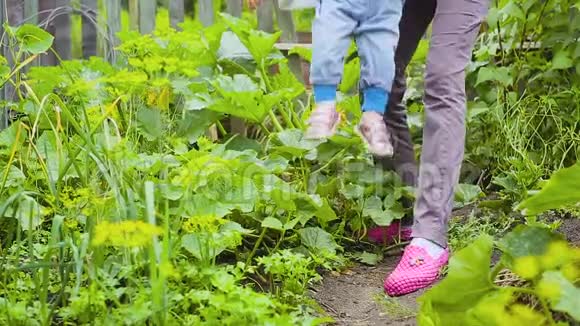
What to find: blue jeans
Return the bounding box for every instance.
[310,0,404,113]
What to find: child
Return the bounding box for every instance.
[249,0,403,157]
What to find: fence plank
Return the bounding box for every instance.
[128,0,139,31]
[24,0,39,24]
[225,0,246,135]
[198,0,214,27]
[0,0,6,129]
[106,0,121,54]
[198,0,216,139]
[257,0,274,32]
[39,0,57,66]
[272,0,303,83]
[273,0,296,43]
[226,0,242,17]
[82,0,97,58]
[139,0,156,34]
[169,0,184,29]
[4,0,25,114]
[54,0,72,60]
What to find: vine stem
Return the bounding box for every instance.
[246,227,267,266]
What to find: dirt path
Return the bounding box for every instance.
[310,252,428,326]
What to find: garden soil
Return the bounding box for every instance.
[310,253,423,326]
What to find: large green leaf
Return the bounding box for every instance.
[315,199,338,224]
[454,184,484,207]
[262,217,284,231]
[540,271,580,320]
[517,163,580,216]
[13,195,43,231]
[465,289,547,325]
[418,235,495,325]
[363,196,404,226]
[221,13,282,64]
[298,227,339,254]
[15,24,54,54]
[209,75,274,123]
[497,225,563,263]
[476,66,513,86]
[36,131,61,183]
[136,107,164,141]
[176,110,222,144]
[271,129,321,159]
[551,50,573,70]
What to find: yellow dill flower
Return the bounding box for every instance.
[181,215,224,233]
[92,220,162,248]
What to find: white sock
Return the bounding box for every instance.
[411,238,445,258]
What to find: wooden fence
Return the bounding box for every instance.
[0,0,308,130]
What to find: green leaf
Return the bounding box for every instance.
[551,50,573,70]
[486,7,500,27]
[181,233,221,260]
[315,199,338,224]
[501,2,525,20]
[540,271,580,320]
[466,289,547,325]
[0,122,25,155]
[288,46,312,62]
[363,196,404,226]
[262,217,284,231]
[15,195,42,231]
[476,66,513,86]
[339,57,360,93]
[221,13,282,64]
[517,163,580,215]
[340,183,365,200]
[454,184,483,207]
[497,225,563,263]
[353,251,382,266]
[36,131,62,183]
[210,75,274,123]
[136,107,163,141]
[418,235,495,325]
[176,110,222,144]
[298,227,339,254]
[15,24,54,54]
[363,196,386,224]
[272,129,321,159]
[0,165,25,188]
[185,93,213,111]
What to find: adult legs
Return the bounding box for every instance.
[411,0,490,247]
[384,0,490,296]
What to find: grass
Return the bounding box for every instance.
[373,293,416,320]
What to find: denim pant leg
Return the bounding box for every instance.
[355,0,404,108]
[309,1,357,92]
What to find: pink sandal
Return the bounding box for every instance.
[384,245,449,296]
[367,221,412,244]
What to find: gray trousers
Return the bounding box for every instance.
[382,0,490,247]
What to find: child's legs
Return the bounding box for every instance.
[310,1,357,103]
[355,0,404,113]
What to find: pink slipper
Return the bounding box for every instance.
[367,221,412,244]
[384,245,449,296]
